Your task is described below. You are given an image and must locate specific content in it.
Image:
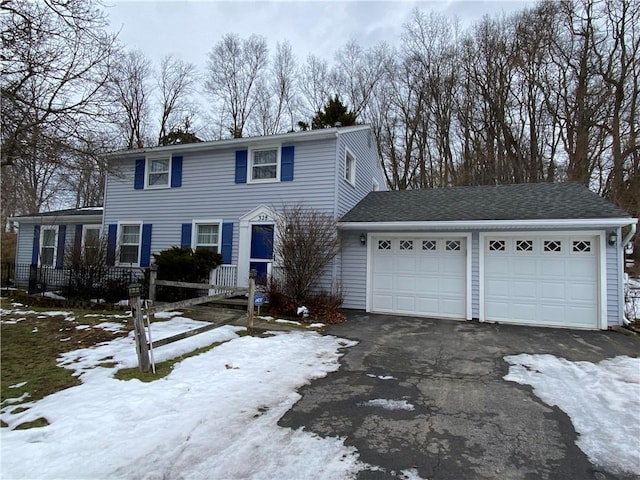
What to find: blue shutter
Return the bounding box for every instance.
[106,224,117,266]
[55,225,66,269]
[31,225,41,265]
[140,224,152,267]
[281,145,294,181]
[221,222,233,264]
[181,223,192,248]
[73,224,83,265]
[235,150,248,184]
[171,155,183,187]
[134,159,145,189]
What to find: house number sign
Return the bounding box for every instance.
[256,214,269,221]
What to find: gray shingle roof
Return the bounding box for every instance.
[13,207,103,219]
[340,183,629,222]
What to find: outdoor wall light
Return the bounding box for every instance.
[608,230,617,246]
[360,233,366,246]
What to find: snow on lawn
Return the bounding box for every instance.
[1,317,362,480]
[504,354,640,476]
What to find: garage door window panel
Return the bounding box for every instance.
[516,240,534,252]
[400,240,413,251]
[422,240,437,251]
[543,240,562,252]
[572,240,591,253]
[446,240,461,251]
[378,240,391,251]
[489,240,506,252]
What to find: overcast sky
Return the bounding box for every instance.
[105,0,535,67]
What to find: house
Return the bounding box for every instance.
[10,125,637,331]
[338,183,637,330]
[11,125,385,292]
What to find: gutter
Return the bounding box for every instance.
[338,217,638,230]
[103,125,372,159]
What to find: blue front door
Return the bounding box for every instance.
[250,224,274,285]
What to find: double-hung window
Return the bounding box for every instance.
[118,224,141,265]
[194,222,221,253]
[250,148,279,182]
[82,225,102,261]
[40,227,57,267]
[146,157,170,188]
[344,149,356,185]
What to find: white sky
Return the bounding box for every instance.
[104,0,536,67]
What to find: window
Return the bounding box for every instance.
[489,240,505,252]
[146,157,171,188]
[194,223,221,253]
[250,148,279,182]
[516,240,533,252]
[372,179,379,192]
[118,224,141,265]
[543,240,562,253]
[378,240,391,251]
[446,240,461,251]
[40,227,57,266]
[400,240,413,250]
[422,240,437,251]
[344,149,356,185]
[572,240,591,253]
[82,225,102,260]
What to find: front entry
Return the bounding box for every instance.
[250,224,274,285]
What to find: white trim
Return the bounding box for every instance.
[116,221,143,267]
[338,218,638,230]
[39,225,59,267]
[372,178,379,192]
[366,232,471,320]
[191,219,223,252]
[343,147,356,186]
[144,155,172,189]
[479,230,607,329]
[81,224,102,250]
[247,145,281,184]
[238,205,279,287]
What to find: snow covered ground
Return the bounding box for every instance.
[1,313,364,479]
[505,354,640,476]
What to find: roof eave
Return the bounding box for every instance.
[337,217,638,231]
[103,125,370,159]
[9,213,103,223]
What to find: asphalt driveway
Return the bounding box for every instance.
[279,313,640,480]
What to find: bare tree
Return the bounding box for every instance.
[1,0,117,224]
[157,54,198,145]
[273,204,339,303]
[109,50,153,149]
[299,54,333,123]
[205,33,268,138]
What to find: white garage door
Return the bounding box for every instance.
[484,235,599,329]
[371,236,467,318]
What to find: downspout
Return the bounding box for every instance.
[621,222,637,325]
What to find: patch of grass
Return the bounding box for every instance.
[114,342,226,382]
[14,417,49,430]
[1,303,128,406]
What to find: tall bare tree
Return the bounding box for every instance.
[157,54,198,145]
[205,33,268,138]
[1,0,117,224]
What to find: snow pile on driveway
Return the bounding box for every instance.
[504,354,640,476]
[1,318,361,480]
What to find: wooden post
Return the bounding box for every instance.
[247,269,256,334]
[148,264,158,304]
[129,283,151,373]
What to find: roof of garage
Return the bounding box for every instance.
[340,182,630,223]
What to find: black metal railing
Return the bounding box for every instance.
[4,263,145,302]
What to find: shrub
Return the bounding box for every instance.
[266,278,345,324]
[150,247,222,302]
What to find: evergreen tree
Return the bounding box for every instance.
[311,95,357,129]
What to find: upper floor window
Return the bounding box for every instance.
[372,178,379,191]
[344,149,356,185]
[40,227,57,267]
[250,148,279,182]
[194,222,221,253]
[146,157,171,188]
[118,224,141,265]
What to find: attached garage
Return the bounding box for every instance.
[369,235,469,319]
[481,233,602,329]
[339,183,637,330]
